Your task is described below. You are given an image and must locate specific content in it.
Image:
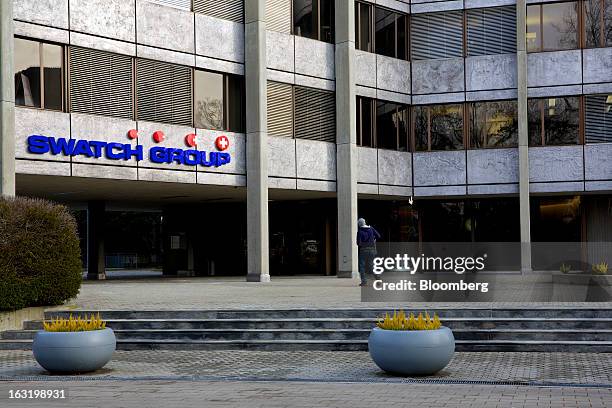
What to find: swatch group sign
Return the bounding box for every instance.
[27,130,231,168]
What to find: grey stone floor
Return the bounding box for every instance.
[52,276,612,310]
[1,380,610,408]
[1,350,611,387]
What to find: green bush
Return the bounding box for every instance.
[0,197,81,311]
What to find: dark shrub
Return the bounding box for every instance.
[0,197,81,311]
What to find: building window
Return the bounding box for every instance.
[355,1,372,52]
[356,97,409,151]
[527,2,579,52]
[466,6,517,56]
[376,101,409,150]
[469,100,518,148]
[356,96,374,147]
[584,94,612,143]
[294,86,336,142]
[355,2,409,60]
[528,97,580,146]
[194,70,245,132]
[293,0,335,43]
[136,59,192,126]
[413,104,464,151]
[583,0,612,47]
[411,11,463,60]
[14,38,63,111]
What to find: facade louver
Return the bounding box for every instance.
[192,0,244,24]
[467,6,517,57]
[267,81,294,138]
[411,11,463,60]
[136,59,193,126]
[294,86,336,143]
[69,47,133,119]
[585,94,612,143]
[266,0,292,33]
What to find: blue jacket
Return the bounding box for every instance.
[356,226,381,247]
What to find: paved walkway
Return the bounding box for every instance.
[1,380,610,408]
[1,350,611,386]
[54,276,612,310]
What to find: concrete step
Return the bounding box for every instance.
[24,318,612,331]
[43,308,612,320]
[5,328,612,342]
[2,338,612,352]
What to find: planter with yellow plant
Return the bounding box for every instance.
[33,313,116,373]
[369,311,454,376]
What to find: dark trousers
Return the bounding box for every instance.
[358,247,376,284]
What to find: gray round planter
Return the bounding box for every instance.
[33,328,116,373]
[368,326,455,376]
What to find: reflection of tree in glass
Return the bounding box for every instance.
[584,0,603,47]
[431,105,463,150]
[544,97,579,145]
[196,98,223,130]
[472,102,518,148]
[551,2,579,49]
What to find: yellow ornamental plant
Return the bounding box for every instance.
[43,313,107,332]
[592,262,608,275]
[376,310,442,331]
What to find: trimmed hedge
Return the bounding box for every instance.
[0,197,82,311]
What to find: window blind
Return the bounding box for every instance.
[267,81,294,138]
[585,94,612,143]
[69,47,133,119]
[294,86,336,143]
[266,0,292,33]
[467,6,517,57]
[136,59,193,126]
[411,11,464,60]
[193,0,244,24]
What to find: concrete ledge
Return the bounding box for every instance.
[0,307,45,332]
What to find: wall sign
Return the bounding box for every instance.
[27,130,232,168]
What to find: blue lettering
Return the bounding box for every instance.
[89,141,106,158]
[200,151,215,167]
[183,150,199,166]
[73,139,95,157]
[49,137,76,156]
[27,135,50,154]
[106,142,124,160]
[170,149,185,165]
[150,146,167,163]
[123,144,143,161]
[216,152,231,167]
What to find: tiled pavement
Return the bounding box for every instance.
[53,276,612,310]
[1,380,610,408]
[1,350,611,386]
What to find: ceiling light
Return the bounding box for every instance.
[606,95,612,104]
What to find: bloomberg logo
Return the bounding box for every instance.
[27,130,231,168]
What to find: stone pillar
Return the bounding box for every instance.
[0,0,15,197]
[517,0,532,273]
[245,0,270,282]
[87,201,106,280]
[335,0,358,278]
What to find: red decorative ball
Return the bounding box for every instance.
[153,130,165,143]
[185,133,197,147]
[127,129,139,139]
[215,135,229,151]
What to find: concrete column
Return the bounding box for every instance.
[335,0,358,278]
[245,0,270,282]
[517,0,532,272]
[87,201,106,280]
[0,0,15,197]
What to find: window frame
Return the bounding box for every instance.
[356,96,410,150]
[467,99,519,149]
[292,0,335,43]
[527,96,584,146]
[526,1,581,52]
[582,0,611,48]
[411,103,466,152]
[193,68,245,132]
[14,36,65,112]
[355,1,409,60]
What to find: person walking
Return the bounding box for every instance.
[356,218,381,287]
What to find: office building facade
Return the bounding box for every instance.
[2,0,611,279]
